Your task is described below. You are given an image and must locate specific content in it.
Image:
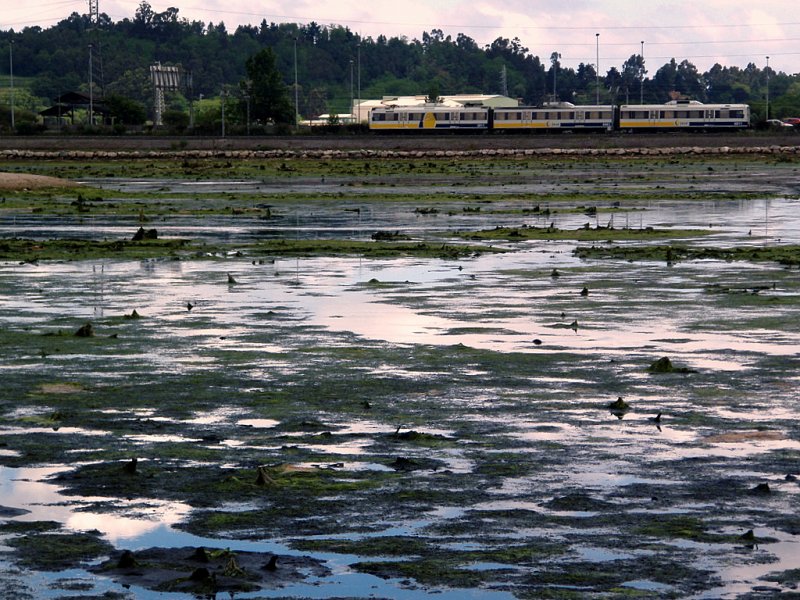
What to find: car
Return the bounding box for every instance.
[782,117,800,126]
[766,119,794,128]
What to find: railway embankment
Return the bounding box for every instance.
[2,144,800,160]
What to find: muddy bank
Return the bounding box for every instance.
[0,172,81,190]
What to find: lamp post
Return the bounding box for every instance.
[595,33,600,105]
[765,56,770,121]
[293,36,299,127]
[88,43,94,126]
[357,41,361,123]
[640,40,644,104]
[9,39,14,130]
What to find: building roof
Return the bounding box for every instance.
[359,94,519,109]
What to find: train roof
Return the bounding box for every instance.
[619,102,749,109]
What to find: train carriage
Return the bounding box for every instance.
[368,100,750,134]
[369,105,490,131]
[492,103,615,132]
[618,100,750,131]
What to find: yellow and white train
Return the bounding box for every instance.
[368,100,750,133]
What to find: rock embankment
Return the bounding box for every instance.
[1,145,800,161]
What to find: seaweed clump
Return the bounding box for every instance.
[648,356,696,374]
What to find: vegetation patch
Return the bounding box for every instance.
[458,224,710,242]
[574,243,800,265]
[5,526,115,571]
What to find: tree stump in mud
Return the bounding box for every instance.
[132,227,158,241]
[75,323,94,337]
[255,466,276,486]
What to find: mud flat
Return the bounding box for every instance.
[1,154,799,598]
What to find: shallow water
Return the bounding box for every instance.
[2,175,800,597]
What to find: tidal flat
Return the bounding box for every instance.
[1,152,800,599]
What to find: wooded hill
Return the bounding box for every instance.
[2,1,800,132]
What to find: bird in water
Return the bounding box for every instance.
[227,273,238,284]
[186,302,194,311]
[648,412,662,431]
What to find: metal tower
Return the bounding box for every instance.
[88,0,99,24]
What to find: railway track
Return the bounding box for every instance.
[1,131,798,153]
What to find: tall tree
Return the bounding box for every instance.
[244,47,294,124]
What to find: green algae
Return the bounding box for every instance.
[460,225,710,242]
[574,243,800,266]
[4,525,115,571]
[0,237,501,261]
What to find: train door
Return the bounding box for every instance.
[575,110,585,126]
[704,109,714,127]
[649,109,659,126]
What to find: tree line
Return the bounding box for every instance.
[2,1,799,133]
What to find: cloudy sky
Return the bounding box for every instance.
[5,0,800,74]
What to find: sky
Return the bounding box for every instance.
[4,0,800,74]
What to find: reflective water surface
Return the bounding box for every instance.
[2,180,800,597]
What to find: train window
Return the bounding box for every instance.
[373,113,385,121]
[677,111,687,118]
[731,110,744,118]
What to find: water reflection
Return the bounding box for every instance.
[0,466,191,543]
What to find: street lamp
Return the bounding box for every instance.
[765,56,770,121]
[9,39,14,130]
[357,41,361,124]
[595,33,600,105]
[640,40,644,104]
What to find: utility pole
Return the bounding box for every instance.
[349,58,354,122]
[9,39,14,130]
[88,43,94,126]
[640,41,644,104]
[595,33,600,105]
[220,88,226,137]
[357,40,361,123]
[293,36,299,127]
[765,56,770,121]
